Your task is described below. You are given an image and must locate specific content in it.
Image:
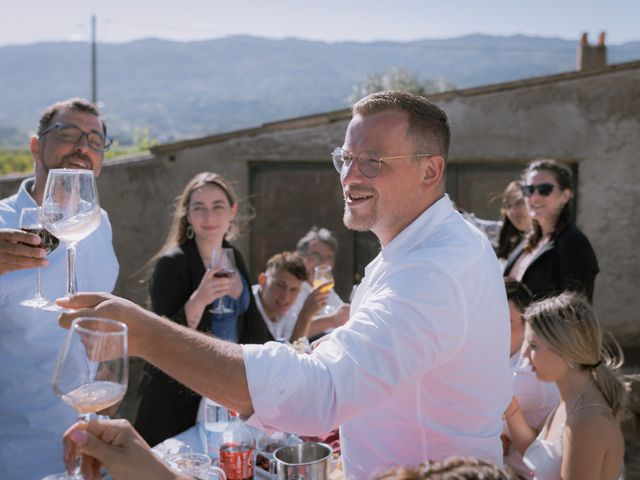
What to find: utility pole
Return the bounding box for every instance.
[91,14,97,104]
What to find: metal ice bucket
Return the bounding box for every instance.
[273,442,332,480]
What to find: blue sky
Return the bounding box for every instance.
[2,0,638,46]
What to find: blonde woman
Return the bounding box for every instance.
[503,292,633,480]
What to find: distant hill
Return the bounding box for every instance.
[1,34,638,147]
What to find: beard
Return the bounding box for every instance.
[43,151,94,173]
[343,203,376,232]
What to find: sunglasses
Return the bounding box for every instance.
[521,183,555,197]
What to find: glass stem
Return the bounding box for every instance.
[66,243,77,296]
[35,267,44,300]
[71,413,92,478]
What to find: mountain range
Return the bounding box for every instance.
[1,34,639,147]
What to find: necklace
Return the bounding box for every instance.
[567,378,594,417]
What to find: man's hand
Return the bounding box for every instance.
[57,293,159,357]
[0,228,47,275]
[329,303,350,328]
[63,418,185,480]
[299,283,330,319]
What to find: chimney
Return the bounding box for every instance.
[577,32,607,71]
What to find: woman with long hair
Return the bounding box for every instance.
[496,181,530,261]
[503,292,634,479]
[504,159,599,302]
[134,172,266,446]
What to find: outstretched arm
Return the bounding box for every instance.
[58,293,254,416]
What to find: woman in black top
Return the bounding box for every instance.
[134,172,268,446]
[504,159,599,302]
[495,181,531,261]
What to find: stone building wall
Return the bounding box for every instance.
[1,61,639,346]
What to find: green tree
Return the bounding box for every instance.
[347,67,456,105]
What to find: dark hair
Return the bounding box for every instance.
[37,97,106,137]
[374,456,517,480]
[495,181,526,259]
[523,159,573,253]
[265,251,307,282]
[504,276,533,314]
[352,90,450,159]
[297,226,339,256]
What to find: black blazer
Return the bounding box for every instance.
[504,224,599,303]
[134,239,270,446]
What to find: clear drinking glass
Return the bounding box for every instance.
[166,452,226,480]
[312,265,336,316]
[40,169,101,304]
[210,248,236,314]
[43,317,128,480]
[18,207,59,308]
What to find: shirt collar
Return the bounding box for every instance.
[380,193,454,262]
[15,177,38,211]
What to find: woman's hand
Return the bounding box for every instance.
[63,418,187,480]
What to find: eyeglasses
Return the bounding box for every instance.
[40,122,112,152]
[331,147,435,179]
[521,183,555,197]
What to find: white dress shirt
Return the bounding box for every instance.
[252,283,294,342]
[243,195,512,479]
[504,350,560,477]
[0,178,119,479]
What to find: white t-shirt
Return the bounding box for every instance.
[0,178,119,479]
[504,350,560,477]
[242,195,512,479]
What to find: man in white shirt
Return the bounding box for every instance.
[502,277,559,477]
[60,91,511,479]
[0,98,119,479]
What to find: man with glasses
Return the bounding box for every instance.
[60,91,510,479]
[0,98,119,478]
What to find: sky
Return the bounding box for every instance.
[1,0,638,47]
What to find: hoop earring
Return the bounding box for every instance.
[186,224,194,239]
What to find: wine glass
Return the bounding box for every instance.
[18,207,59,308]
[43,317,128,480]
[210,248,236,315]
[312,265,336,316]
[40,169,101,301]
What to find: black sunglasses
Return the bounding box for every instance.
[521,183,555,197]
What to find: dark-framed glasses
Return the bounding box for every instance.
[40,122,112,152]
[331,147,435,179]
[521,183,555,197]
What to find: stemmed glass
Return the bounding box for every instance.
[44,317,128,480]
[312,265,336,316]
[210,248,236,314]
[18,207,59,308]
[40,169,101,301]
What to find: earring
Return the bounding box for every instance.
[568,362,576,370]
[186,224,194,239]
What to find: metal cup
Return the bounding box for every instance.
[274,442,332,480]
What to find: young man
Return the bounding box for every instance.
[60,91,510,479]
[0,98,119,478]
[252,251,307,342]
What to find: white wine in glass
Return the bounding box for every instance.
[43,317,128,480]
[312,265,336,315]
[40,169,101,301]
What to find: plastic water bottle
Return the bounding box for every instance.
[203,397,230,461]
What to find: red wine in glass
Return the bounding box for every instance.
[214,268,236,278]
[21,228,60,254]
